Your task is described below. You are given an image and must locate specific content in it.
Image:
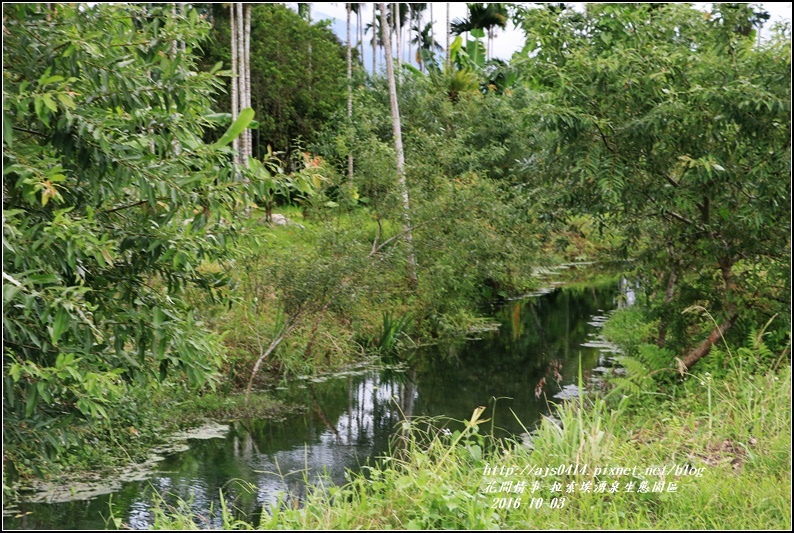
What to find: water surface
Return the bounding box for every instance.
[4,280,629,529]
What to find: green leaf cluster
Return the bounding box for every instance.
[516,3,791,355]
[3,3,249,476]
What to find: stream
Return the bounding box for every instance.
[4,277,634,530]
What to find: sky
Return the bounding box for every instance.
[285,2,792,72]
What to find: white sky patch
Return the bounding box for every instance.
[287,2,791,70]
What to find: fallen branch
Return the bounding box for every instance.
[369,216,437,257]
[244,320,298,407]
[679,311,739,371]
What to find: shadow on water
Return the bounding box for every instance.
[4,279,632,530]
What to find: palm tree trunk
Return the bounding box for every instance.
[244,3,251,163]
[380,2,417,288]
[395,2,401,72]
[429,3,433,47]
[236,3,247,165]
[408,5,412,67]
[171,4,178,58]
[446,3,450,69]
[230,4,239,165]
[358,7,364,65]
[180,3,186,53]
[372,3,377,74]
[347,3,354,182]
[307,4,313,93]
[393,4,397,64]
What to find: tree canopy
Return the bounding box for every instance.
[200,3,348,161]
[3,3,247,468]
[516,2,791,365]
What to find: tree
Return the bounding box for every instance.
[517,3,790,369]
[407,4,428,68]
[412,22,444,71]
[446,3,451,68]
[231,4,239,163]
[350,3,365,66]
[380,2,418,287]
[201,4,348,160]
[244,4,252,162]
[3,3,253,472]
[451,3,507,60]
[347,3,354,181]
[373,3,378,73]
[227,2,252,166]
[236,3,250,165]
[395,3,402,71]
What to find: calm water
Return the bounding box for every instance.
[4,280,630,529]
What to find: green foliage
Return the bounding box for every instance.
[701,316,789,378]
[601,307,659,354]
[610,344,678,396]
[3,3,245,477]
[372,311,414,359]
[517,3,791,358]
[201,3,348,160]
[148,363,791,529]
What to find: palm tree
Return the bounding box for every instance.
[365,4,387,74]
[236,3,247,163]
[431,3,435,62]
[350,3,364,65]
[244,4,251,160]
[380,2,417,287]
[346,3,353,181]
[451,3,507,60]
[445,3,450,68]
[372,3,377,74]
[230,4,238,164]
[484,4,507,60]
[411,21,442,71]
[229,3,252,165]
[407,4,412,64]
[394,3,401,70]
[408,3,427,67]
[365,7,379,74]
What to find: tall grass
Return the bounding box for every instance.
[148,363,791,530]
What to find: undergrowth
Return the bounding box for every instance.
[145,353,791,529]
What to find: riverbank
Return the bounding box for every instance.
[3,269,623,527]
[144,341,791,529]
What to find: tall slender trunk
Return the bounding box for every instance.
[380,2,417,288]
[372,3,377,74]
[347,4,354,182]
[171,4,178,58]
[230,4,239,165]
[429,3,434,67]
[180,3,186,53]
[408,5,412,66]
[244,3,251,162]
[169,4,182,156]
[237,3,247,165]
[445,3,450,69]
[395,2,401,73]
[416,7,423,70]
[358,8,364,65]
[306,4,313,96]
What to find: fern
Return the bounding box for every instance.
[611,343,676,395]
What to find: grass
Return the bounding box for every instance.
[147,361,791,529]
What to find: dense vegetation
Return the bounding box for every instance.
[2,2,790,527]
